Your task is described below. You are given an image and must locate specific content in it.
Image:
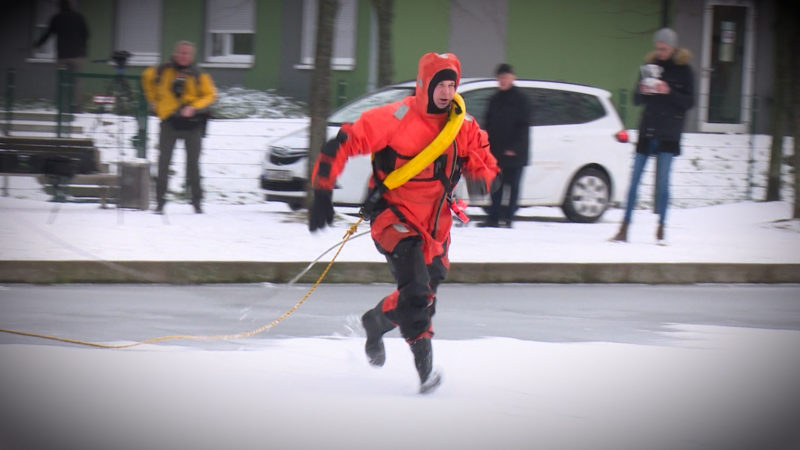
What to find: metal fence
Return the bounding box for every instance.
[2,71,795,208]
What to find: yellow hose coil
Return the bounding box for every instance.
[382,92,465,190]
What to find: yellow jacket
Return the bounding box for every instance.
[141,63,217,120]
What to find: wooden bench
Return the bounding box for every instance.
[0,136,105,202]
[0,136,100,175]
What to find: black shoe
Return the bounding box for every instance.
[154,202,165,214]
[477,220,499,228]
[362,309,387,367]
[411,338,442,394]
[419,370,442,394]
[410,338,433,385]
[193,202,203,214]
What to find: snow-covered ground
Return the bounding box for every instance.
[1,112,798,263]
[1,195,799,264]
[0,324,797,450]
[1,282,799,450]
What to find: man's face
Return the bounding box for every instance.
[497,72,515,91]
[654,42,674,61]
[432,80,456,110]
[174,44,195,66]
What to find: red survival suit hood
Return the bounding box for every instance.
[415,52,461,118]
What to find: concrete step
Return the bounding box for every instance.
[45,183,119,198]
[3,120,84,134]
[3,111,77,122]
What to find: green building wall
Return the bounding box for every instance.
[73,0,666,127]
[506,0,663,128]
[245,0,283,91]
[161,0,205,58]
[328,0,374,107]
[392,0,452,83]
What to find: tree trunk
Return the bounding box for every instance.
[306,0,339,206]
[785,1,800,218]
[792,27,800,219]
[766,6,788,202]
[370,0,394,88]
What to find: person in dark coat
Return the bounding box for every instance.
[611,28,694,244]
[480,63,531,228]
[34,0,90,112]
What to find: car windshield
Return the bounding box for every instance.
[329,87,414,124]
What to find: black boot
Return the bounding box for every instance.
[410,338,441,394]
[361,307,394,367]
[610,221,629,242]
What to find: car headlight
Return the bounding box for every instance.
[269,146,308,165]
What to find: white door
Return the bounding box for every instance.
[698,0,756,133]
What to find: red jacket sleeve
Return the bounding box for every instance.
[311,103,399,190]
[458,116,499,189]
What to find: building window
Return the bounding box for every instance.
[31,0,58,60]
[116,0,162,66]
[300,0,357,70]
[206,0,255,65]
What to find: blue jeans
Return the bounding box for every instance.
[623,139,674,224]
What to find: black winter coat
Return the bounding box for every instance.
[485,85,532,167]
[35,7,89,59]
[634,48,694,155]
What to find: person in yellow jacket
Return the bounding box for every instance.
[142,40,217,214]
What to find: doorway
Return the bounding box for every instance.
[699,1,755,133]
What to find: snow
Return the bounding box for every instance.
[1,112,797,263]
[1,325,799,449]
[1,193,799,264]
[2,111,800,449]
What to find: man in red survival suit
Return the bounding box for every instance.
[308,52,499,393]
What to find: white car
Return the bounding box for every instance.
[261,78,632,223]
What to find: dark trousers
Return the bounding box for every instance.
[371,237,448,342]
[57,57,84,112]
[156,120,203,205]
[487,165,524,224]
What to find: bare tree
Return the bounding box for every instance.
[306,0,339,205]
[370,0,394,88]
[779,0,800,218]
[766,5,789,202]
[791,10,800,219]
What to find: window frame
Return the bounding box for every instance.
[296,0,358,71]
[115,0,162,67]
[204,0,255,66]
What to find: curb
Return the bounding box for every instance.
[1,261,799,284]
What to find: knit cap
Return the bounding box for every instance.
[653,28,678,47]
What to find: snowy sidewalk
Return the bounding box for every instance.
[1,196,799,283]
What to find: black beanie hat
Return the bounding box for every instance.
[427,69,458,114]
[495,63,513,76]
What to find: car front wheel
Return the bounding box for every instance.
[562,167,610,223]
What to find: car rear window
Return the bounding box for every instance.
[524,88,606,126]
[461,86,607,128]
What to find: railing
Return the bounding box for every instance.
[56,68,149,158]
[3,68,14,136]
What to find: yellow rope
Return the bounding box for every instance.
[0,218,364,349]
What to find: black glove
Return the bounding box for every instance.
[466,173,502,196]
[308,189,334,232]
[359,184,387,220]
